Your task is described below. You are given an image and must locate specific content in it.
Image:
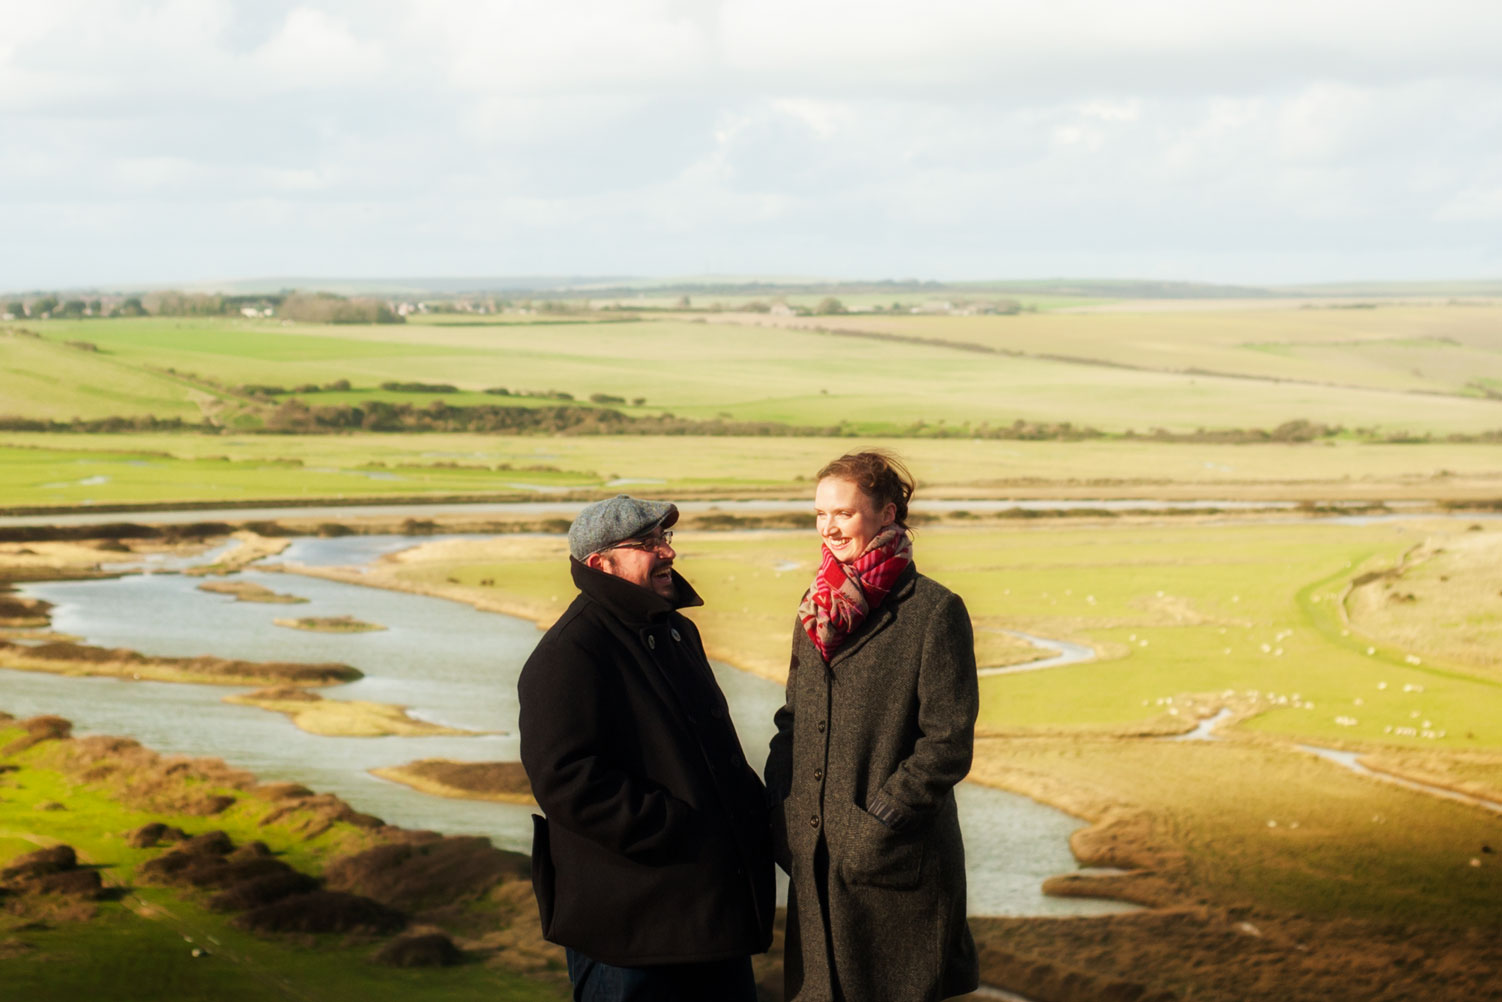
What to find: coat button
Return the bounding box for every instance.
[816,720,826,733]
[813,768,823,781]
[809,814,821,829]
[647,635,656,650]
[671,628,681,641]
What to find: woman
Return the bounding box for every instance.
[766,451,980,1002]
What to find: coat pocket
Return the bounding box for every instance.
[839,800,924,890]
[529,814,556,937]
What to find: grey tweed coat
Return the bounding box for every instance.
[765,564,980,1002]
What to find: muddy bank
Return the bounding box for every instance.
[197,579,307,604]
[181,531,291,576]
[223,688,487,739]
[273,615,386,633]
[0,638,361,687]
[371,759,535,806]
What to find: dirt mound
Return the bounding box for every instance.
[373,931,464,967]
[131,823,343,920]
[139,830,324,915]
[181,829,236,855]
[124,822,189,848]
[209,870,320,912]
[234,891,407,935]
[256,782,315,800]
[0,844,105,901]
[229,841,271,860]
[260,792,385,840]
[323,834,529,913]
[2,844,77,880]
[21,869,105,899]
[2,715,72,753]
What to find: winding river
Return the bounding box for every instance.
[4,533,1133,918]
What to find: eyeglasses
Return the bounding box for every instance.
[603,530,674,554]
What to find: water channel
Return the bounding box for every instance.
[3,533,1133,918]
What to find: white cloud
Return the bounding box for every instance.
[4,0,1502,287]
[250,7,387,86]
[403,0,711,94]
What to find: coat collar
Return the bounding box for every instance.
[570,557,703,626]
[827,562,919,669]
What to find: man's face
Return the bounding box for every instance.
[587,527,677,600]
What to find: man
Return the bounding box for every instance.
[518,495,774,1002]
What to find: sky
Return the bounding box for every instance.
[4,0,1502,290]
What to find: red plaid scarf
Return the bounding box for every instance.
[798,526,912,662]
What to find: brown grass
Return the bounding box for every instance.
[0,594,52,627]
[370,760,534,805]
[224,689,483,738]
[196,580,307,604]
[0,638,361,686]
[970,910,1502,1002]
[1345,527,1502,678]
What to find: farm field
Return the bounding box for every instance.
[3,434,1502,511]
[8,304,1502,435]
[730,301,1502,398]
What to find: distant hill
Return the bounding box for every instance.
[12,274,1500,301]
[173,275,1277,300]
[1271,279,1502,297]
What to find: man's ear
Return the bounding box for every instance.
[584,552,606,572]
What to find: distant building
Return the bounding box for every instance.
[769,302,796,316]
[914,300,954,314]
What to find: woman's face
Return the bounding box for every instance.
[814,476,896,563]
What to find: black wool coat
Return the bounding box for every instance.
[766,564,980,1002]
[518,558,774,966]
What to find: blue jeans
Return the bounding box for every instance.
[565,948,757,1002]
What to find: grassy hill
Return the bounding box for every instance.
[10,302,1502,436]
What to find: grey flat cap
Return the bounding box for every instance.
[568,494,679,560]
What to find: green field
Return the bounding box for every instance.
[9,302,1502,436]
[0,333,221,421]
[3,433,1500,511]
